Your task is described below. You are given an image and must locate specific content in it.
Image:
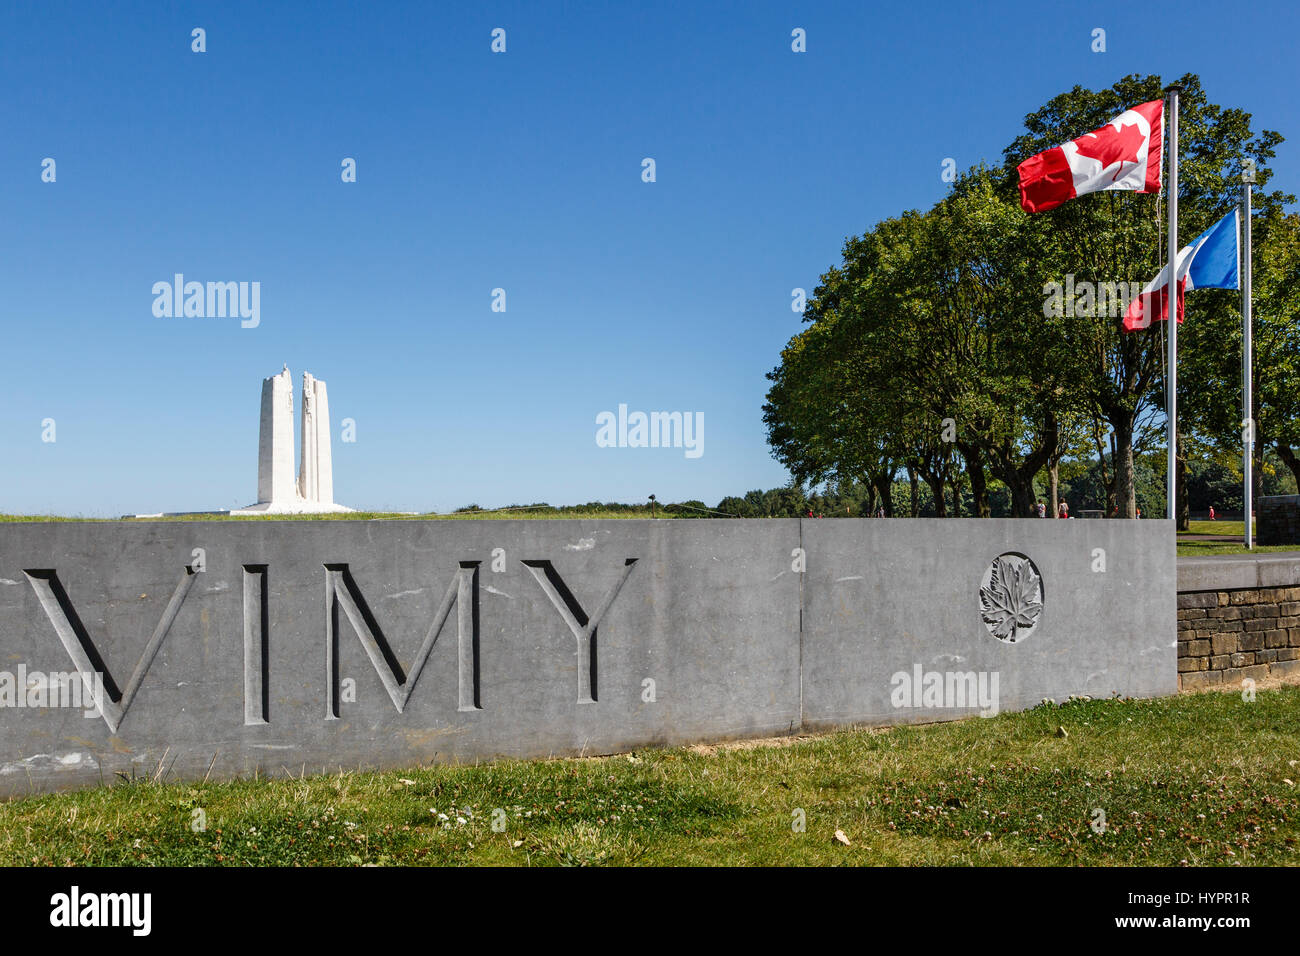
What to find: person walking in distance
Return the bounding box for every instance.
[1058,500,1069,519]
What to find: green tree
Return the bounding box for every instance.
[767,74,1291,520]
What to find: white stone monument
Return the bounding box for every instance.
[234,366,352,514]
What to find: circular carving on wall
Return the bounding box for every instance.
[979,552,1044,643]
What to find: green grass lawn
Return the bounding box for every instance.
[1175,540,1300,556]
[1175,518,1300,555]
[1185,519,1249,536]
[2,687,1297,866]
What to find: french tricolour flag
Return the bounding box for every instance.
[1122,209,1241,331]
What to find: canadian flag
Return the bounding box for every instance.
[1017,100,1163,214]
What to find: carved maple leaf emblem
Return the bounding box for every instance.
[1073,121,1146,182]
[980,555,1043,643]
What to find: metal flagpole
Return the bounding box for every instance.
[1242,159,1255,547]
[1166,86,1181,522]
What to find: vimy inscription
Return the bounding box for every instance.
[0,519,1174,795]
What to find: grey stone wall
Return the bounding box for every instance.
[801,519,1176,727]
[0,519,1175,795]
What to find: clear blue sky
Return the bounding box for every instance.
[2,0,1296,516]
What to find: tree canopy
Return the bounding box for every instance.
[764,74,1296,518]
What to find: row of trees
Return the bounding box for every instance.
[709,451,1296,520]
[763,74,1298,522]
[448,447,1298,519]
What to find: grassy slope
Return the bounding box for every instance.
[1,687,1296,866]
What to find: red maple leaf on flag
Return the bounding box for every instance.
[1073,121,1147,180]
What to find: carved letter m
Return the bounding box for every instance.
[325,563,481,717]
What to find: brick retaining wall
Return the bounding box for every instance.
[1177,554,1300,690]
[1177,586,1300,690]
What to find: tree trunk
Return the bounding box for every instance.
[950,477,962,518]
[1176,429,1189,530]
[1007,476,1037,518]
[1091,420,1115,517]
[873,474,894,517]
[908,466,919,518]
[1252,395,1264,530]
[1049,462,1059,519]
[1107,432,1118,516]
[926,476,947,518]
[1254,443,1265,529]
[971,473,989,517]
[1111,417,1137,518]
[1276,445,1295,489]
[988,414,1058,517]
[957,442,990,517]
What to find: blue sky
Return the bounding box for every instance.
[1,0,1296,516]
